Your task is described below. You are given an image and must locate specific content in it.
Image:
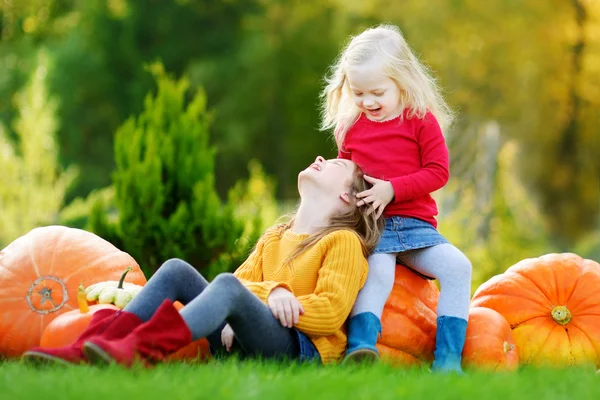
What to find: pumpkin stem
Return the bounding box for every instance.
[551,306,572,325]
[503,341,515,354]
[117,266,133,289]
[77,284,89,313]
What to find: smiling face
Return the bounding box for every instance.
[298,156,357,210]
[346,57,403,122]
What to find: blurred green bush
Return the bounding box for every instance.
[0,50,77,247]
[59,63,278,278]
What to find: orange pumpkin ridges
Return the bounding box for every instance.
[375,265,439,366]
[0,225,147,357]
[377,345,422,367]
[471,253,600,368]
[461,307,519,372]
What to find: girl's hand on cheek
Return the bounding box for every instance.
[356,176,394,218]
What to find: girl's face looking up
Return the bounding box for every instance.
[298,156,357,213]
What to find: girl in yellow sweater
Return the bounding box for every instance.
[24,156,382,366]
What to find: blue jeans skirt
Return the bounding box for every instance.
[374,216,449,280]
[374,216,448,253]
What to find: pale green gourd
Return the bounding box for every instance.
[85,267,143,309]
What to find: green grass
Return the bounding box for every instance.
[0,360,598,400]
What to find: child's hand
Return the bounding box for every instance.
[267,287,304,328]
[221,323,235,352]
[356,176,394,219]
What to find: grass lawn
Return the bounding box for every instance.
[0,360,597,400]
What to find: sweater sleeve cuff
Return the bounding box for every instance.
[240,280,294,303]
[390,176,409,202]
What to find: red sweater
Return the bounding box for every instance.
[338,111,449,227]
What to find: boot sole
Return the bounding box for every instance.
[82,342,115,366]
[342,348,380,364]
[22,351,75,367]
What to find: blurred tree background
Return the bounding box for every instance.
[1,0,598,288]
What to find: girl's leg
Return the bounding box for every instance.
[345,253,396,361]
[124,258,210,321]
[124,259,297,358]
[83,272,301,365]
[351,253,396,318]
[397,244,471,319]
[123,258,225,347]
[397,244,472,373]
[178,273,300,360]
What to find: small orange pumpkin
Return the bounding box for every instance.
[169,337,211,362]
[0,226,147,357]
[472,253,600,367]
[40,285,120,348]
[376,266,439,366]
[462,307,519,371]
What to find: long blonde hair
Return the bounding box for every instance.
[275,163,384,267]
[320,24,454,148]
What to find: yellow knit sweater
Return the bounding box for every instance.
[233,226,368,364]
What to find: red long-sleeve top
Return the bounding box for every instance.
[338,110,449,227]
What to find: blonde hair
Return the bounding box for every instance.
[275,163,384,267]
[320,24,454,148]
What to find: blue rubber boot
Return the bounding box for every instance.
[343,312,381,364]
[431,315,468,373]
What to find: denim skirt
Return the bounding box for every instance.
[374,216,448,254]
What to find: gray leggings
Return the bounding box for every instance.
[123,258,300,360]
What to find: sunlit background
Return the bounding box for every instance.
[1,0,599,290]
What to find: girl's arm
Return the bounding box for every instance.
[389,112,449,202]
[294,230,368,336]
[233,229,294,302]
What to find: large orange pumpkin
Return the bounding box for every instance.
[376,266,440,366]
[0,226,146,357]
[462,307,518,372]
[471,253,600,367]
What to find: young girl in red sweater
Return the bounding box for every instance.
[321,24,472,372]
